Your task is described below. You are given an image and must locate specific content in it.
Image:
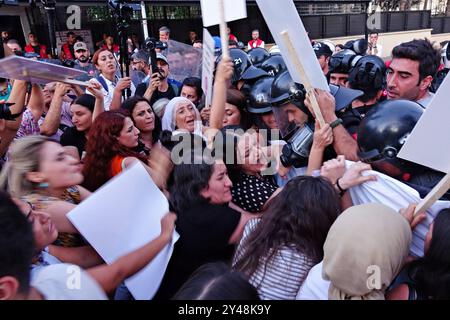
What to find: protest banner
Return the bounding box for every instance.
[398,73,450,214]
[200,0,247,58]
[256,0,328,127]
[68,162,179,300]
[0,55,89,86]
[201,28,215,106]
[166,39,202,83]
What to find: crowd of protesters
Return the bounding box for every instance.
[1,21,450,301]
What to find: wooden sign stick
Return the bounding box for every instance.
[280,30,326,128]
[415,172,450,216]
[218,0,229,59]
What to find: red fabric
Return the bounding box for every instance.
[229,34,238,42]
[110,155,125,177]
[248,39,263,49]
[102,44,120,54]
[62,43,74,60]
[24,44,49,59]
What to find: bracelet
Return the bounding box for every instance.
[335,178,347,197]
[329,118,343,129]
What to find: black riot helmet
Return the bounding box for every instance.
[248,76,274,114]
[344,38,368,55]
[328,49,362,75]
[224,48,268,86]
[260,55,287,77]
[247,47,270,68]
[348,55,386,101]
[357,99,424,175]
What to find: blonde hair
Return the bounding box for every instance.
[0,136,50,197]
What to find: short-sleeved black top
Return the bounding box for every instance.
[231,172,278,213]
[60,127,87,159]
[153,202,241,300]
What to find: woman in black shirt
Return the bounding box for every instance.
[153,152,252,300]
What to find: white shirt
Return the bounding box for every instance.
[367,43,383,57]
[32,263,107,300]
[296,262,330,300]
[416,91,434,108]
[87,74,136,111]
[345,160,450,257]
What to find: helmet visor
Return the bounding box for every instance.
[272,103,306,139]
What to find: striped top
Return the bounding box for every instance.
[233,218,315,300]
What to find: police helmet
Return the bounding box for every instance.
[248,76,274,114]
[357,99,424,172]
[260,55,287,77]
[228,48,268,85]
[247,47,270,68]
[348,55,386,92]
[329,49,362,75]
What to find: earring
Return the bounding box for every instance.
[38,182,49,189]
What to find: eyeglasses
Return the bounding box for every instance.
[25,202,35,220]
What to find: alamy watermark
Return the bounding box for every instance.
[169,128,281,176]
[366,265,382,290]
[66,5,81,30]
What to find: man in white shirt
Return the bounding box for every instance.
[366,32,383,57]
[247,29,265,50]
[386,39,440,107]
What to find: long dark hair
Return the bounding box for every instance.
[169,152,215,213]
[408,209,450,299]
[121,96,161,144]
[233,176,341,277]
[172,262,260,300]
[82,110,147,191]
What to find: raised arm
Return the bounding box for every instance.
[0,80,27,156]
[87,212,176,294]
[40,82,71,136]
[307,121,333,175]
[306,89,359,161]
[86,82,105,121]
[209,57,234,129]
[110,77,131,110]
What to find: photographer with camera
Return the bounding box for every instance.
[135,53,178,106]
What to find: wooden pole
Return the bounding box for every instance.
[415,172,450,215]
[218,0,229,59]
[279,30,326,128]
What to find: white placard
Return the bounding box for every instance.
[200,0,247,27]
[67,162,179,300]
[201,28,215,106]
[256,0,329,91]
[398,73,450,173]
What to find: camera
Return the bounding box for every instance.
[279,123,314,168]
[144,37,168,77]
[0,102,21,120]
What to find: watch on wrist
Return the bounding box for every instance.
[329,118,343,129]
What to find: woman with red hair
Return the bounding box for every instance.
[82,110,170,192]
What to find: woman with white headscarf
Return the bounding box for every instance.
[161,96,204,137]
[161,57,235,140]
